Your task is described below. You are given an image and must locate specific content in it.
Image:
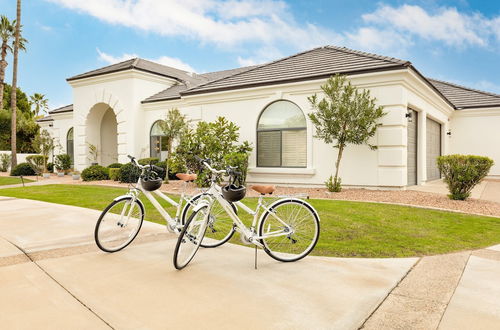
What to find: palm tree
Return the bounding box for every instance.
[0,15,14,111]
[10,0,21,168]
[30,93,48,118]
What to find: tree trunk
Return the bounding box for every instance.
[334,144,345,183]
[10,0,21,168]
[0,42,8,111]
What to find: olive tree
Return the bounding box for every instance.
[159,108,188,182]
[308,74,386,192]
[32,129,55,172]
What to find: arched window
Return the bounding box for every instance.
[150,120,168,161]
[257,100,307,167]
[66,127,74,165]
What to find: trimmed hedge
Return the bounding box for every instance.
[11,162,36,176]
[47,162,54,173]
[119,163,140,183]
[107,163,123,169]
[437,154,494,200]
[81,165,109,181]
[109,168,120,181]
[138,157,159,166]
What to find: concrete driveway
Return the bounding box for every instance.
[0,197,499,329]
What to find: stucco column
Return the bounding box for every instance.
[417,110,427,184]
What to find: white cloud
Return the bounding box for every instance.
[361,4,498,48]
[96,48,196,72]
[346,27,412,53]
[48,0,337,49]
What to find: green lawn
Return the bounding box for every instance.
[1,184,499,258]
[0,176,34,186]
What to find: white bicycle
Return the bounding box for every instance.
[94,155,233,252]
[173,157,321,269]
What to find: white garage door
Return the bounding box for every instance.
[426,118,441,181]
[407,110,418,186]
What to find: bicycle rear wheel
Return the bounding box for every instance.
[173,204,209,269]
[258,199,319,262]
[95,197,144,252]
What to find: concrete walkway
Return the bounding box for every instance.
[0,197,418,329]
[1,198,499,329]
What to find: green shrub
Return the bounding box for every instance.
[0,153,11,172]
[107,163,123,169]
[155,161,168,180]
[167,155,187,178]
[325,175,342,192]
[119,163,140,183]
[81,165,109,181]
[11,162,36,176]
[55,154,72,173]
[223,150,250,186]
[109,168,120,181]
[437,155,494,200]
[26,155,48,174]
[47,162,54,173]
[138,157,159,166]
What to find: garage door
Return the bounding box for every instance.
[426,118,441,181]
[407,110,418,185]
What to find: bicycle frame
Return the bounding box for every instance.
[198,169,296,248]
[116,158,198,232]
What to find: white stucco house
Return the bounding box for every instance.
[38,45,500,188]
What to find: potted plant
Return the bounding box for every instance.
[72,171,81,180]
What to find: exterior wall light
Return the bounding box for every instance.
[447,130,452,136]
[405,112,413,122]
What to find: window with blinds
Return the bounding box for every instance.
[257,101,307,168]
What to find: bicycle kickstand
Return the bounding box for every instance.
[254,245,258,270]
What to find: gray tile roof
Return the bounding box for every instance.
[67,58,200,84]
[142,66,257,103]
[428,79,500,109]
[182,46,411,96]
[36,115,53,123]
[49,104,73,114]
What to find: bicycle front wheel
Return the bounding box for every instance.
[181,194,236,248]
[95,197,144,252]
[173,204,209,269]
[258,199,320,262]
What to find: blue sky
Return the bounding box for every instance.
[1,0,499,111]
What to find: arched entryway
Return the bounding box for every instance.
[85,103,118,166]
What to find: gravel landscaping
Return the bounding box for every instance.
[4,172,500,218]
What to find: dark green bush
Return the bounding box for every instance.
[138,157,159,166]
[47,162,54,172]
[107,163,123,169]
[119,163,140,183]
[109,168,120,181]
[55,154,72,172]
[155,161,168,180]
[81,165,109,181]
[437,155,494,200]
[11,162,36,176]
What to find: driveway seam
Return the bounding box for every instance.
[358,257,422,329]
[3,237,115,330]
[436,251,471,329]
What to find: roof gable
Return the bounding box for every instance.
[67,58,200,83]
[182,46,410,96]
[428,79,500,109]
